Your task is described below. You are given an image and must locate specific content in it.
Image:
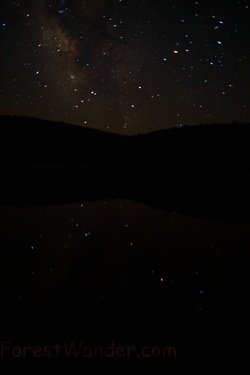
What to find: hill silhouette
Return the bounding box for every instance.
[1,115,250,223]
[1,115,250,168]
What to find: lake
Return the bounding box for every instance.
[0,197,249,371]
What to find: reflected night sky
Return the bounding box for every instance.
[0,199,249,370]
[1,0,250,371]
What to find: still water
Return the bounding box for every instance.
[0,198,249,370]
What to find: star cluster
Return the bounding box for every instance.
[0,0,249,134]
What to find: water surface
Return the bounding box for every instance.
[0,198,249,370]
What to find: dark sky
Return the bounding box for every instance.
[0,0,249,135]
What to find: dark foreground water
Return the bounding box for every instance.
[0,198,249,372]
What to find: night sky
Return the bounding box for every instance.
[1,3,250,371]
[0,0,250,135]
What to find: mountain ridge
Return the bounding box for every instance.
[1,115,250,169]
[1,115,250,223]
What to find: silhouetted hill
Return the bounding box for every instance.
[0,115,128,166]
[1,115,250,169]
[130,122,250,169]
[1,115,250,224]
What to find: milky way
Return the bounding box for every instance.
[0,0,249,134]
